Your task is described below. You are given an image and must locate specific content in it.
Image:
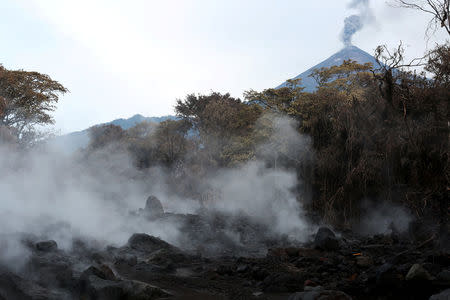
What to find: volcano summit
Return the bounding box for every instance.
[277,45,380,92]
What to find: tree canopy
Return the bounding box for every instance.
[0,64,67,145]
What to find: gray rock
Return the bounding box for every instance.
[0,271,67,300]
[236,264,248,273]
[429,288,450,300]
[114,254,137,266]
[314,227,339,251]
[128,233,174,253]
[406,264,432,281]
[288,289,352,300]
[26,251,73,288]
[82,275,124,300]
[81,265,117,282]
[144,195,164,217]
[35,240,57,252]
[82,275,169,300]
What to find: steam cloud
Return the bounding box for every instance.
[0,114,313,269]
[341,0,375,46]
[357,200,412,235]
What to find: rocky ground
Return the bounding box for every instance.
[0,196,449,300]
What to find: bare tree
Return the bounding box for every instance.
[395,0,450,36]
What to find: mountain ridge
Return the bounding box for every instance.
[49,114,176,153]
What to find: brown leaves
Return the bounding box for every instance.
[0,64,68,144]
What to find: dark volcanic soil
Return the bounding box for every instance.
[0,207,449,300]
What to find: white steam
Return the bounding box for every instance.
[357,200,412,235]
[0,114,314,268]
[208,161,308,239]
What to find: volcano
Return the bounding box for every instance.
[277,45,380,92]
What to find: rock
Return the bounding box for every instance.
[114,254,137,266]
[26,251,73,288]
[147,248,188,265]
[216,265,234,276]
[304,279,318,287]
[83,276,124,300]
[437,270,450,282]
[406,264,432,281]
[314,227,339,251]
[35,240,57,252]
[356,256,373,267]
[81,274,169,300]
[144,195,164,217]
[0,271,67,300]
[430,288,450,300]
[81,265,117,282]
[288,290,352,300]
[252,291,264,297]
[236,264,248,273]
[128,233,173,253]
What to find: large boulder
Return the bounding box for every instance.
[144,196,164,217]
[128,233,174,253]
[405,264,432,281]
[80,265,117,282]
[25,251,73,288]
[35,240,57,252]
[430,289,450,300]
[314,227,339,251]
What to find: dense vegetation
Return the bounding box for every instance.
[80,42,449,231]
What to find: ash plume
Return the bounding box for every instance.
[341,0,375,46]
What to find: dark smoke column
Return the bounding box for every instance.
[340,0,374,46]
[341,15,363,46]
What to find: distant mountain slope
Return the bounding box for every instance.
[108,114,175,130]
[49,114,176,153]
[277,45,380,92]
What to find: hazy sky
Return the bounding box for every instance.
[0,0,447,133]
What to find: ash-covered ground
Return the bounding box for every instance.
[0,195,449,300]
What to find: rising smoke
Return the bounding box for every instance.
[0,113,314,269]
[341,0,375,46]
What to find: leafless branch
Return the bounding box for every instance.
[393,0,450,36]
